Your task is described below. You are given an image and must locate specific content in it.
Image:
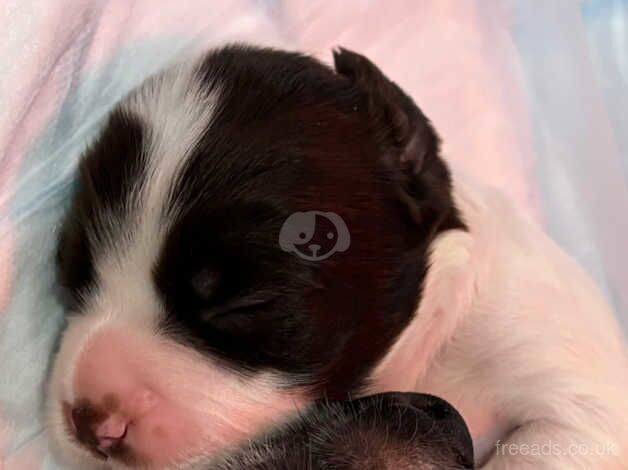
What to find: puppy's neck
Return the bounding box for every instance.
[369,175,494,392]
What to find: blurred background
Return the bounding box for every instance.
[0,1,626,468]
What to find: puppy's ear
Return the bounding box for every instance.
[333,47,462,234]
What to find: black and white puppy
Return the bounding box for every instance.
[48,45,628,470]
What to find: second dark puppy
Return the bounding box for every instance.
[207,392,473,470]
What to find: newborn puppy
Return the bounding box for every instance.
[48,45,628,470]
[205,392,473,470]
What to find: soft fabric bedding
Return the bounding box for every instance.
[0,1,626,468]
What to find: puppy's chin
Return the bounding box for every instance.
[47,313,309,470]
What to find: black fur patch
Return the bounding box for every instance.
[56,109,147,309]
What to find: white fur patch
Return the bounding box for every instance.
[123,58,219,213]
[97,58,218,315]
[370,175,628,468]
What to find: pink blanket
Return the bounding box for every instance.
[1,1,626,469]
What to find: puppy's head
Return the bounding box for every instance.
[209,392,474,470]
[48,45,462,469]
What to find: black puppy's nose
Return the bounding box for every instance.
[387,392,474,468]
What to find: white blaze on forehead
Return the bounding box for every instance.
[123,57,219,212]
[51,56,222,406]
[93,58,220,326]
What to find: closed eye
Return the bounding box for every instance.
[206,292,279,318]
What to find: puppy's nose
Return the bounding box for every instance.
[388,392,474,467]
[69,403,128,458]
[94,414,128,451]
